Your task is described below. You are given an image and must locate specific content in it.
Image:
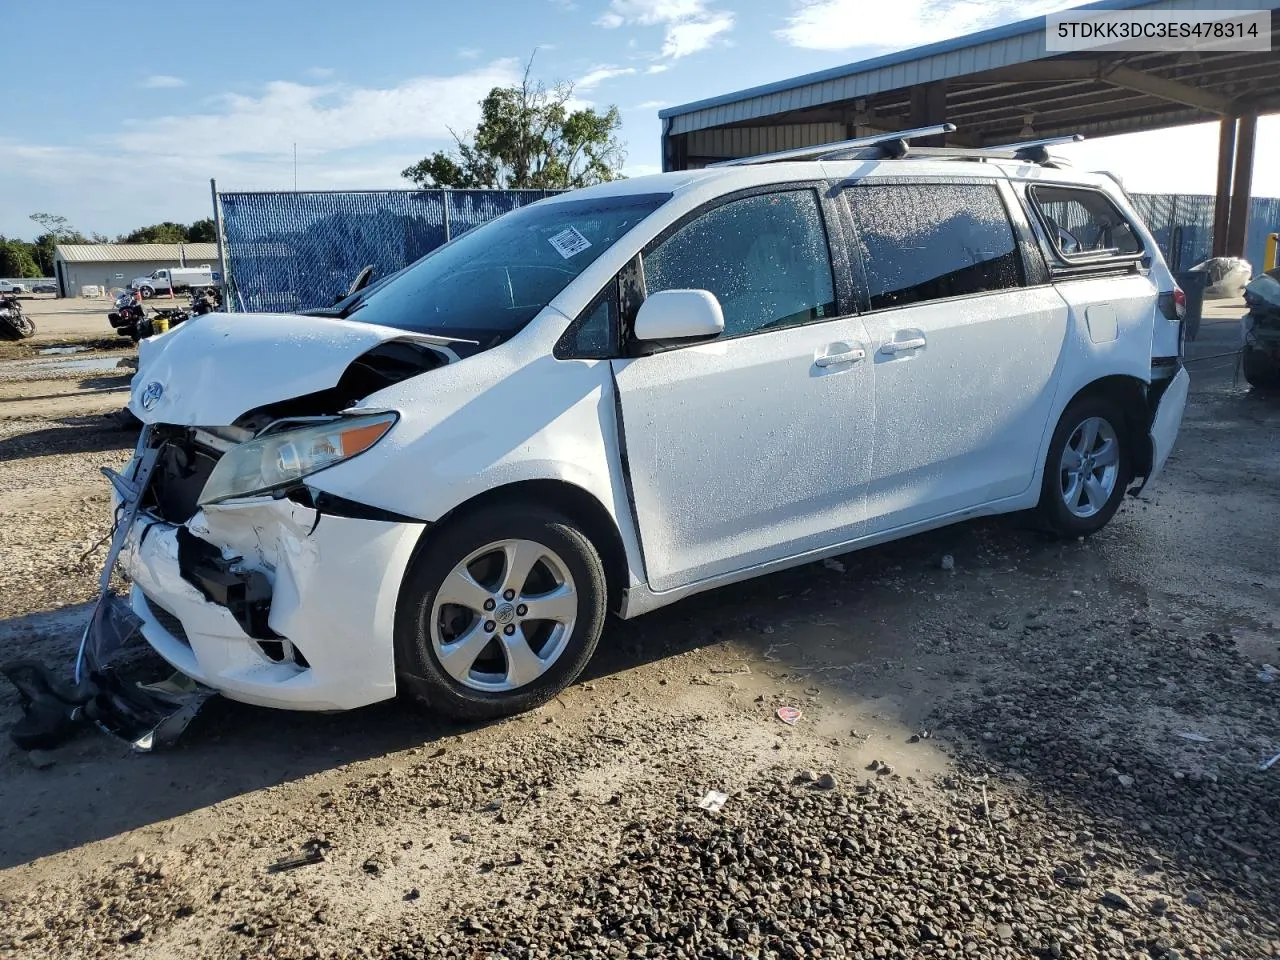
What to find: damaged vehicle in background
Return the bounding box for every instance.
[112,127,1190,721]
[1242,266,1280,390]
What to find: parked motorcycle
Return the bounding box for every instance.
[107,290,148,341]
[0,295,36,340]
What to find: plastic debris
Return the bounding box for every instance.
[822,558,846,573]
[697,790,729,813]
[1176,731,1212,743]
[1260,750,1280,771]
[939,554,956,571]
[776,706,802,726]
[1257,664,1278,683]
[267,839,330,873]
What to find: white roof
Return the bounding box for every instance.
[54,243,218,264]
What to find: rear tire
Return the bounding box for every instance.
[394,504,607,720]
[1037,394,1132,538]
[1242,345,1280,390]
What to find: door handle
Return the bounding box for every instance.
[880,336,927,356]
[814,347,866,367]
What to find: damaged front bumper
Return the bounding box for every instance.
[115,480,426,712]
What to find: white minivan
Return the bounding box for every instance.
[115,134,1189,719]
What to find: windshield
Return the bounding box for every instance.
[337,192,670,347]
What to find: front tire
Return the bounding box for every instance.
[1242,345,1280,390]
[1037,395,1132,538]
[139,286,154,299]
[395,505,607,720]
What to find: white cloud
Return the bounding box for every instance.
[114,61,522,162]
[596,0,734,59]
[305,67,335,79]
[142,75,185,89]
[777,0,1077,50]
[646,63,670,74]
[576,65,639,90]
[603,0,712,24]
[633,99,669,109]
[662,13,733,56]
[457,47,481,59]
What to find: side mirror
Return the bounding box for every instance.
[634,289,724,342]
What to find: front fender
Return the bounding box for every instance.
[306,348,646,587]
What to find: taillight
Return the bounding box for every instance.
[1157,287,1184,322]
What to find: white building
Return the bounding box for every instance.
[53,243,219,298]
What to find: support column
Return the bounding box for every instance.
[909,81,948,145]
[1212,117,1236,257]
[1226,113,1257,258]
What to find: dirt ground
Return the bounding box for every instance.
[0,301,1277,960]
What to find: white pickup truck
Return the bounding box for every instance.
[130,266,217,297]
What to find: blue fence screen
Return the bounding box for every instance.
[1130,193,1280,275]
[218,188,1280,312]
[218,189,563,313]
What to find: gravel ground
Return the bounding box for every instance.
[1,315,1277,960]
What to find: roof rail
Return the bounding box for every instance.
[978,134,1083,164]
[708,124,956,167]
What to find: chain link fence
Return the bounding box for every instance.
[217,188,563,313]
[214,187,1279,312]
[1131,193,1280,274]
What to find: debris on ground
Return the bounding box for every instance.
[775,705,802,725]
[696,790,729,813]
[821,557,845,573]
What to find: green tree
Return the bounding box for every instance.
[402,57,625,190]
[28,213,87,276]
[185,218,216,242]
[0,239,41,278]
[119,221,189,243]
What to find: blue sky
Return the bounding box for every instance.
[1,0,1276,239]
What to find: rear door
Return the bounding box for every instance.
[610,185,877,593]
[841,178,1069,533]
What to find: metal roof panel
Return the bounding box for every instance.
[54,243,219,264]
[660,0,1277,133]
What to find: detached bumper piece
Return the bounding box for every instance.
[2,430,215,754]
[3,594,213,753]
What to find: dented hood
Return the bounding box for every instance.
[130,312,428,426]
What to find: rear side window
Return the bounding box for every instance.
[642,189,837,339]
[845,183,1023,311]
[1030,185,1142,259]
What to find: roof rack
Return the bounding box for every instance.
[708,125,1083,168]
[708,124,955,167]
[977,134,1083,164]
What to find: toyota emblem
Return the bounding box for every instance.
[140,381,164,411]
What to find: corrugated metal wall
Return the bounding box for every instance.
[686,124,847,162]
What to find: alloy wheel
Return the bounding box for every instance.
[429,538,578,693]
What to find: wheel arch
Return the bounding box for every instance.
[408,478,631,614]
[1060,374,1153,481]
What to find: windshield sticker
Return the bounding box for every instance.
[547,226,592,260]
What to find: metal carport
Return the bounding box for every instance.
[659,0,1280,257]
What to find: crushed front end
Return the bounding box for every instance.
[115,422,427,711]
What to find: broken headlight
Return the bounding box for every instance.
[198,412,397,505]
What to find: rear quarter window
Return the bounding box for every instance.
[1029,185,1143,260]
